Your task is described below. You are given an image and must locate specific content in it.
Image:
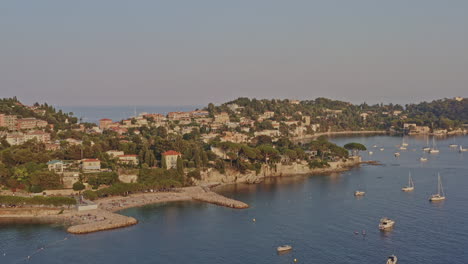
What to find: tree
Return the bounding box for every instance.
[161,156,167,169]
[176,156,184,175]
[344,143,367,156]
[73,181,85,193]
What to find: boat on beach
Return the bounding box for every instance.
[277,245,292,253]
[401,172,414,192]
[379,217,395,230]
[386,255,398,264]
[429,173,446,202]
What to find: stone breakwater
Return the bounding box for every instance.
[0,186,249,234]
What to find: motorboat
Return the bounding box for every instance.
[380,148,385,151]
[429,173,446,202]
[379,217,395,230]
[394,152,400,157]
[401,172,414,192]
[419,157,428,162]
[460,146,468,152]
[368,151,373,155]
[386,255,398,264]
[354,191,365,196]
[277,245,292,253]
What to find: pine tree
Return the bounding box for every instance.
[161,156,167,169]
[176,156,184,175]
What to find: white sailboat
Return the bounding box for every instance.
[429,137,439,154]
[422,136,431,152]
[401,172,414,192]
[459,146,468,152]
[401,138,409,147]
[429,173,446,202]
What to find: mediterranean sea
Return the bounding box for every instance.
[1,135,468,263]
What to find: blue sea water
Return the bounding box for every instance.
[58,105,201,124]
[1,135,468,264]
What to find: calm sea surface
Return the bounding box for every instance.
[1,135,468,264]
[58,105,201,124]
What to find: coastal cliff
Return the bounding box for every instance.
[197,156,361,184]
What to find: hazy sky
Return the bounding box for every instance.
[1,1,467,106]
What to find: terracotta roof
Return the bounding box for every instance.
[82,159,100,162]
[99,118,112,121]
[162,150,181,156]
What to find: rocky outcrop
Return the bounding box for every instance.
[198,156,361,184]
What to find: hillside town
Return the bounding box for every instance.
[0,97,467,198]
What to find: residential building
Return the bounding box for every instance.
[99,119,113,130]
[168,112,191,121]
[214,112,230,124]
[290,100,300,105]
[106,150,124,157]
[16,118,47,130]
[47,160,65,173]
[24,130,50,143]
[118,155,139,165]
[190,110,209,118]
[0,114,18,130]
[220,132,249,143]
[82,159,101,172]
[162,150,182,169]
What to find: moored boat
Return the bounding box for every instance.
[429,174,446,202]
[401,172,414,192]
[379,217,395,230]
[419,157,428,162]
[394,152,400,157]
[386,255,398,264]
[277,245,292,253]
[354,191,365,196]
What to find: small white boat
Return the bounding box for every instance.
[429,173,446,202]
[379,217,395,230]
[460,146,468,152]
[386,255,398,264]
[368,151,373,155]
[429,149,440,154]
[277,245,292,253]
[422,147,431,152]
[419,157,428,162]
[401,172,414,192]
[373,145,378,148]
[394,152,400,157]
[399,146,407,150]
[354,191,365,196]
[380,148,385,151]
[449,144,458,148]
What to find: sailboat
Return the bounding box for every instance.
[422,136,431,151]
[449,138,458,148]
[401,138,409,147]
[429,137,439,154]
[401,172,414,191]
[386,255,398,264]
[459,146,468,152]
[429,173,446,202]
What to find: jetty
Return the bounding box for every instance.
[1,186,249,234]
